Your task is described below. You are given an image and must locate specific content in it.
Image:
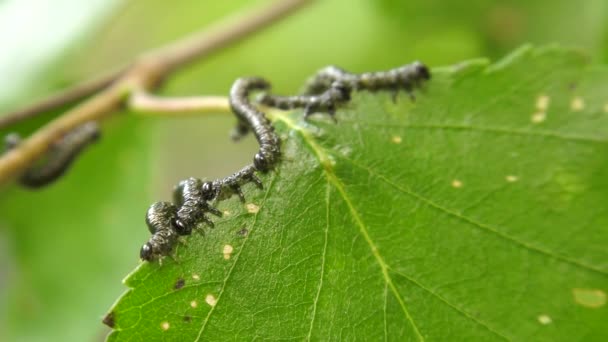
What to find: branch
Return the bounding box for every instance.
[0,68,125,129]
[129,91,230,115]
[0,0,313,185]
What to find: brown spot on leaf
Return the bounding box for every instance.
[183,315,192,322]
[102,311,116,328]
[174,278,185,290]
[238,227,249,237]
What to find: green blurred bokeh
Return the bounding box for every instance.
[0,0,606,341]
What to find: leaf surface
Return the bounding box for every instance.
[106,46,608,341]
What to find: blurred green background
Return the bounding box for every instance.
[0,0,606,341]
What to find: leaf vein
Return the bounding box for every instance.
[339,155,607,276]
[341,120,608,144]
[306,182,330,340]
[195,174,278,341]
[281,115,425,341]
[389,268,511,341]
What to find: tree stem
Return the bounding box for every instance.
[129,91,230,115]
[0,0,313,185]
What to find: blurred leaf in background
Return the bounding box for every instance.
[376,0,608,62]
[0,0,607,341]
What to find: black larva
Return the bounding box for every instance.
[302,61,431,97]
[140,201,180,261]
[229,77,281,172]
[140,169,262,261]
[4,122,100,189]
[173,177,222,235]
[139,77,279,261]
[258,81,351,119]
[202,164,263,203]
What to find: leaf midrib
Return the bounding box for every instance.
[276,114,425,341]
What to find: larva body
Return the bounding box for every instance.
[174,177,222,235]
[4,122,100,189]
[229,77,281,172]
[258,81,351,119]
[303,61,430,96]
[140,201,179,261]
[202,164,263,203]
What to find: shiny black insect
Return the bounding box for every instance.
[140,201,180,261]
[173,177,222,234]
[257,62,430,120]
[229,77,281,172]
[139,168,263,261]
[202,164,263,203]
[138,63,431,262]
[258,81,351,119]
[302,61,431,97]
[4,122,100,188]
[139,78,281,262]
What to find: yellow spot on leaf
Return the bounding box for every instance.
[205,294,217,307]
[192,274,200,281]
[190,300,198,308]
[223,210,231,216]
[536,94,550,111]
[451,179,463,188]
[223,244,234,260]
[604,103,608,113]
[506,175,519,183]
[246,203,260,214]
[573,288,606,308]
[531,111,546,123]
[570,96,585,111]
[537,314,552,325]
[391,136,402,144]
[161,321,170,331]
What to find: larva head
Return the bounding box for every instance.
[173,218,192,236]
[254,152,271,172]
[413,61,431,80]
[140,242,154,261]
[329,81,351,103]
[202,181,216,201]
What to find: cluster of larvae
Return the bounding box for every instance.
[141,61,430,261]
[2,61,431,262]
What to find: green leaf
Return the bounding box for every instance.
[105,46,608,341]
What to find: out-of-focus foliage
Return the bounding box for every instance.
[377,0,608,62]
[0,0,607,341]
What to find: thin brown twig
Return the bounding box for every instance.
[0,68,125,129]
[129,91,230,115]
[0,0,312,185]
